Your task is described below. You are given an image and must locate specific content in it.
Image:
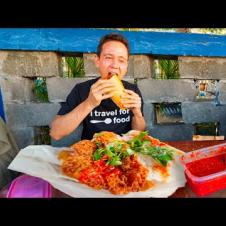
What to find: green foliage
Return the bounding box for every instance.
[63,57,85,78]
[110,28,226,36]
[34,77,49,102]
[102,28,226,35]
[198,28,226,35]
[34,126,51,145]
[155,59,180,79]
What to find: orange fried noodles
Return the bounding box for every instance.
[58,138,154,195]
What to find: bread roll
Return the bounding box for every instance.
[108,74,126,109]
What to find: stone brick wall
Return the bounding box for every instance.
[1,51,226,149]
[0,51,62,148]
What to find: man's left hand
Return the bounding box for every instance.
[121,89,143,117]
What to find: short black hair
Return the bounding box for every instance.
[96,33,130,57]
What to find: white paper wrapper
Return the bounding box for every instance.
[8,145,186,198]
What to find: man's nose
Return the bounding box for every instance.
[110,59,119,68]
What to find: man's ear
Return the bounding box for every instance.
[94,54,100,68]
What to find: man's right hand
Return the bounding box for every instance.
[85,79,117,109]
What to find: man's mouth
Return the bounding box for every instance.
[107,72,119,78]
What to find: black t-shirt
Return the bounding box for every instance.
[58,77,144,140]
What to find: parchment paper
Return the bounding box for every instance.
[8,145,186,198]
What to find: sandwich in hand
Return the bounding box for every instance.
[107,73,126,109]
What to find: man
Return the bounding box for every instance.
[50,33,146,141]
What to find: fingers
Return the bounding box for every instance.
[89,81,143,108]
[122,99,141,108]
[90,87,117,104]
[120,89,141,109]
[87,79,118,108]
[92,79,114,90]
[123,103,141,109]
[121,94,141,102]
[124,89,135,94]
[121,89,140,99]
[96,87,117,98]
[101,92,116,100]
[92,83,116,97]
[101,87,117,94]
[91,78,104,89]
[124,89,139,96]
[122,99,141,105]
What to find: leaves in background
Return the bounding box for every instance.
[34,77,49,102]
[62,56,85,78]
[156,59,180,79]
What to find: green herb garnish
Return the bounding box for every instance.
[93,131,175,167]
[93,140,133,166]
[127,131,175,166]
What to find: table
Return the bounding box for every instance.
[1,140,226,198]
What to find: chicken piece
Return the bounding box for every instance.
[70,140,96,157]
[120,155,151,192]
[58,150,74,161]
[92,131,121,147]
[61,154,93,180]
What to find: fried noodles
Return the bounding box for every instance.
[58,132,155,195]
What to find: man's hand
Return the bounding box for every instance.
[121,89,146,131]
[121,89,143,117]
[86,79,117,109]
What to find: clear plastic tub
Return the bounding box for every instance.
[180,143,226,197]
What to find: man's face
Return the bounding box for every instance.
[95,41,129,80]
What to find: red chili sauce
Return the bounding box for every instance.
[79,157,121,184]
[186,153,226,177]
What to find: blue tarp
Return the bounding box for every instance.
[0,28,226,57]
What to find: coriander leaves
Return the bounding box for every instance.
[93,131,175,167]
[93,141,133,166]
[127,131,175,166]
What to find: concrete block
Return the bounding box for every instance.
[219,124,226,137]
[126,55,134,78]
[5,103,61,126]
[47,77,92,102]
[143,102,155,127]
[138,79,196,103]
[51,125,83,147]
[83,53,99,77]
[219,80,226,104]
[0,76,36,103]
[148,124,194,141]
[133,55,153,79]
[122,78,135,85]
[182,102,226,124]
[10,127,35,149]
[179,56,226,79]
[0,51,62,77]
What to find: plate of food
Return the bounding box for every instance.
[8,130,186,197]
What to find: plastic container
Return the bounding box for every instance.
[7,174,52,198]
[180,143,226,197]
